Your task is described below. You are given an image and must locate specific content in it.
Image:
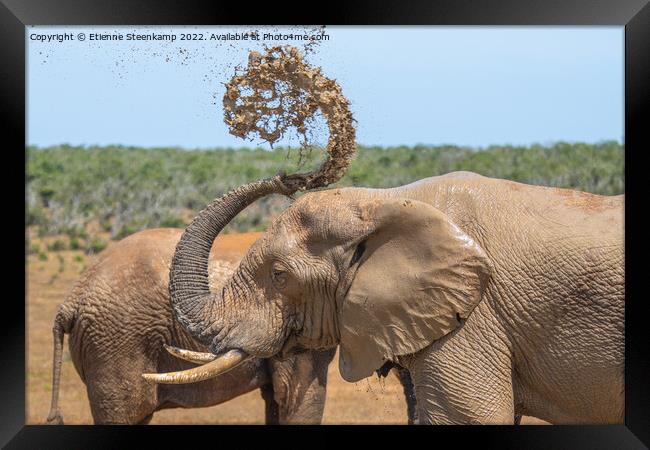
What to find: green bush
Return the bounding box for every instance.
[26,142,624,238]
[159,215,186,229]
[85,237,108,255]
[38,251,48,261]
[114,223,142,240]
[63,226,87,239]
[47,239,67,252]
[100,218,113,233]
[27,204,49,227]
[69,237,81,250]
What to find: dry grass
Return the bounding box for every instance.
[26,232,547,425]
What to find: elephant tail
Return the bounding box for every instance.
[45,302,77,425]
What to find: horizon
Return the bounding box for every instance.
[26,139,623,152]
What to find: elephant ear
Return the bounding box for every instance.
[337,197,492,382]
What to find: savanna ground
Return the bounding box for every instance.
[26,229,547,425]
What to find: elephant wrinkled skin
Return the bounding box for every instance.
[46,228,336,425]
[155,171,624,425]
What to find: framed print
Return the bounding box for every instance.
[2,0,649,448]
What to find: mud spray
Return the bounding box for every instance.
[222,45,356,191]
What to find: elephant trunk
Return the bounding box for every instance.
[169,175,296,347]
[147,47,358,385]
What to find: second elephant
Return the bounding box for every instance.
[46,228,339,424]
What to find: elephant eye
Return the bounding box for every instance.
[271,264,288,289]
[349,240,367,267]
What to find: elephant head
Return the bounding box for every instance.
[145,187,493,384]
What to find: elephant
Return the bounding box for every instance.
[144,171,624,425]
[45,228,340,425]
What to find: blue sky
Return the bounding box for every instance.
[27,26,623,149]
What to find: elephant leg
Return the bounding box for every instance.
[85,360,158,425]
[268,348,336,424]
[87,383,157,424]
[401,318,514,424]
[395,365,419,425]
[377,361,419,424]
[260,383,280,425]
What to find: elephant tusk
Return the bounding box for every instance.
[163,344,218,364]
[142,349,249,384]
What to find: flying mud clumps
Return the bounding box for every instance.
[223,45,356,191]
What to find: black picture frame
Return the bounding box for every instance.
[3,0,649,448]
